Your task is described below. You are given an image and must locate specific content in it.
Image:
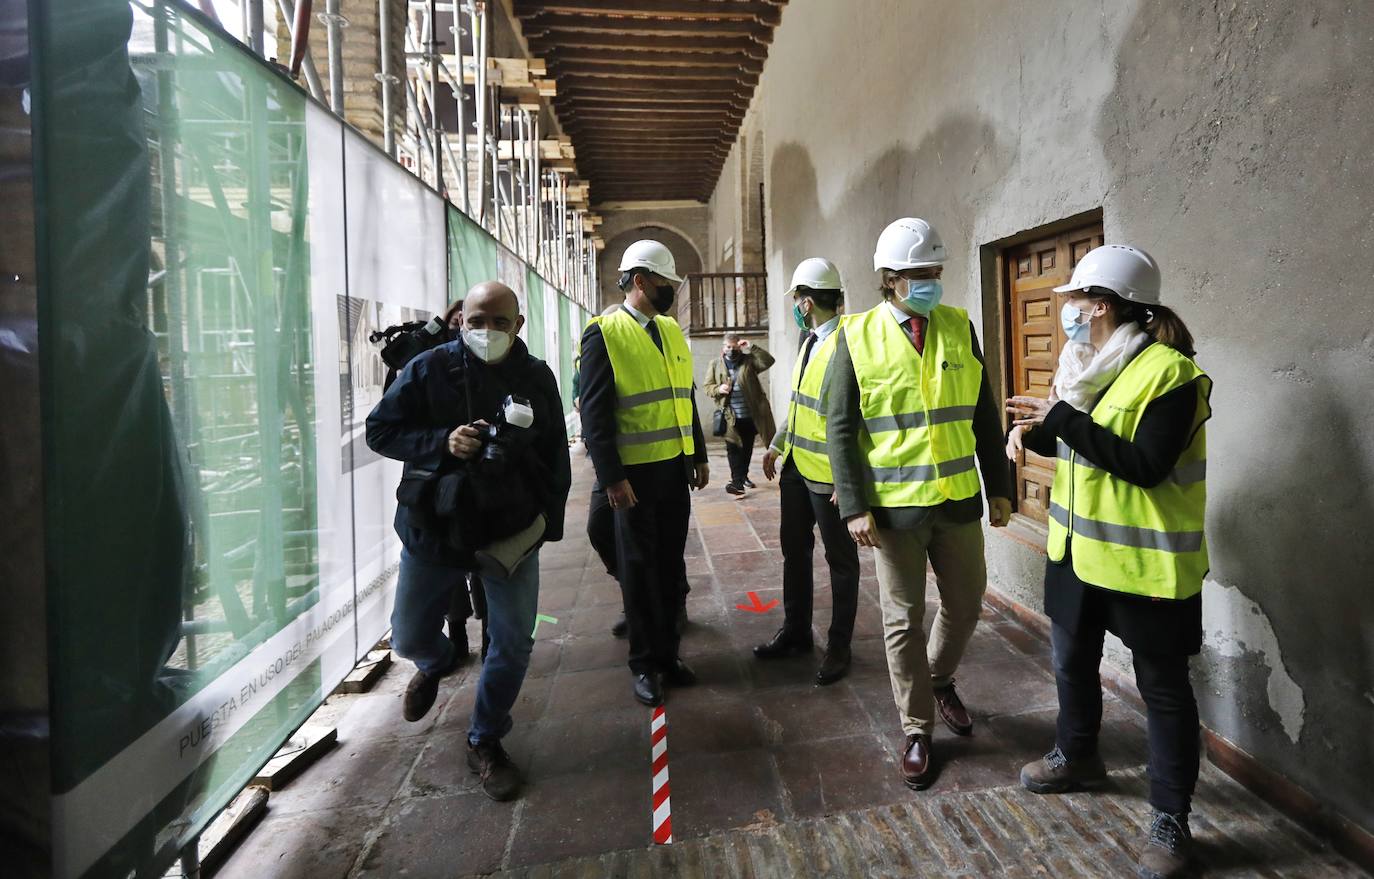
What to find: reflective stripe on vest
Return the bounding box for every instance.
[777,327,843,484]
[593,310,697,465]
[843,304,982,508]
[1046,342,1212,600]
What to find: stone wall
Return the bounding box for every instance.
[722,0,1374,834]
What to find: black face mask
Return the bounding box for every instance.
[649,284,675,314]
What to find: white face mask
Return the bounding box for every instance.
[462,327,513,363]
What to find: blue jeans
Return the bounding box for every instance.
[391,547,541,744]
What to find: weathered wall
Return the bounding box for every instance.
[731,0,1374,832]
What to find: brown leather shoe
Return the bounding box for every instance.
[901,734,934,790]
[402,650,461,722]
[933,683,973,736]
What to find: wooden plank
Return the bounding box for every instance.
[549,61,758,83]
[519,12,775,42]
[250,725,338,791]
[196,784,269,876]
[547,48,765,71]
[334,649,392,695]
[516,0,782,25]
[555,74,752,92]
[527,32,769,57]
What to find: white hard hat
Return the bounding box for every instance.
[1053,244,1162,305]
[618,239,683,284]
[787,257,843,295]
[873,217,947,271]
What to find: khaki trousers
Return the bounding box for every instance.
[874,512,987,736]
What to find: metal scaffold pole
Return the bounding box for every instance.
[323,0,346,113]
[531,112,541,274]
[426,0,442,194]
[277,0,327,100]
[453,1,471,213]
[473,1,489,227]
[377,0,396,156]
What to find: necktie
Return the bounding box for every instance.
[645,319,664,353]
[799,331,818,371]
[905,316,925,355]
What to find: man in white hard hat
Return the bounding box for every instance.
[827,218,1013,790]
[757,257,862,685]
[579,239,709,707]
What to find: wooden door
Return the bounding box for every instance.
[1004,222,1104,524]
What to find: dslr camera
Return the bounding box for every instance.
[476,395,536,470]
[370,316,449,373]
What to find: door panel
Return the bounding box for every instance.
[1004,222,1103,524]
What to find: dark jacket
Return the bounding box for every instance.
[365,336,572,566]
[579,317,708,490]
[1024,383,1203,655]
[826,316,1013,528]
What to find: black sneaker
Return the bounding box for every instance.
[726,482,745,496]
[611,615,628,638]
[466,739,523,801]
[742,477,757,489]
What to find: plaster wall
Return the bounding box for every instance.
[733,0,1374,832]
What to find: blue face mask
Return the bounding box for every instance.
[901,278,943,315]
[1061,303,1094,343]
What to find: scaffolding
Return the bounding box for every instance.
[265,0,603,307]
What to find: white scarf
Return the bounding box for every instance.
[1053,322,1152,412]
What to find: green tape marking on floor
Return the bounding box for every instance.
[532,614,559,637]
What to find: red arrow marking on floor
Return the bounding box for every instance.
[735,591,779,614]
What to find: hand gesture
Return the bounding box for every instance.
[989,497,1012,528]
[1006,395,1053,429]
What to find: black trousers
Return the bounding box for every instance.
[588,485,690,605]
[779,461,860,648]
[1051,620,1200,815]
[605,461,691,674]
[725,415,758,485]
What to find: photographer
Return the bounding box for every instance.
[366,281,570,802]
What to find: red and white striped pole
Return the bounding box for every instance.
[650,706,672,844]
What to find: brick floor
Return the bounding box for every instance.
[214,446,1361,878]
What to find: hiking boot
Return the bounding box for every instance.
[402,651,461,722]
[1020,746,1108,794]
[466,739,523,801]
[1137,810,1193,879]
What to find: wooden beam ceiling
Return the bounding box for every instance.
[517,0,787,202]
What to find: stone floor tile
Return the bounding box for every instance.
[506,764,649,867]
[214,803,386,879]
[266,734,424,816]
[526,703,648,778]
[545,665,640,717]
[772,733,912,818]
[667,749,787,841]
[356,792,513,878]
[751,684,870,746]
[657,694,769,756]
[558,634,630,673]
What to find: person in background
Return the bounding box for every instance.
[579,240,709,707]
[1007,245,1211,879]
[828,217,1013,791]
[706,332,775,496]
[757,258,860,686]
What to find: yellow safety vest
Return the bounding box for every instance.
[591,309,696,466]
[776,325,844,484]
[844,304,983,508]
[1047,342,1212,600]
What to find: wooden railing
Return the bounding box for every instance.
[677,272,769,335]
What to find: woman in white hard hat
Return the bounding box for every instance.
[1006,245,1211,879]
